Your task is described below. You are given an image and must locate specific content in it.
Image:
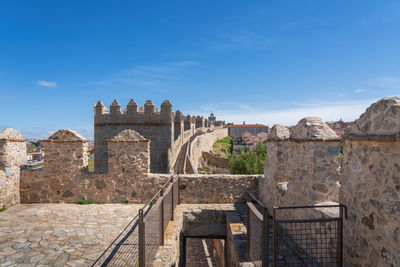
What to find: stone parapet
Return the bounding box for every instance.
[341,97,400,266]
[189,128,228,170]
[261,119,341,216]
[0,128,26,208]
[20,171,261,204]
[178,174,261,203]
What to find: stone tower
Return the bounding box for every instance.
[94,99,174,173]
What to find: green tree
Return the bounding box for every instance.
[229,142,266,174]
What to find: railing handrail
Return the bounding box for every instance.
[141,176,174,211]
[247,192,267,209]
[93,176,179,267]
[274,204,348,219]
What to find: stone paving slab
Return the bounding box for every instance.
[0,204,142,267]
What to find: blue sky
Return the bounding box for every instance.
[1,1,400,139]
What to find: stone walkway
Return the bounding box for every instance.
[186,238,221,267]
[0,204,142,267]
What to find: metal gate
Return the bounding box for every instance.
[272,205,347,267]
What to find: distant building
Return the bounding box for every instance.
[327,119,352,138]
[27,152,43,161]
[207,113,225,127]
[227,123,268,139]
[208,113,216,126]
[242,131,262,150]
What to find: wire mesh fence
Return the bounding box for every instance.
[92,176,179,267]
[246,193,346,267]
[272,205,347,267]
[246,193,269,267]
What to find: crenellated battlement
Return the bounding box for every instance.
[94,98,222,174]
[95,99,174,125]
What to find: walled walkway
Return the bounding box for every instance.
[0,203,142,267]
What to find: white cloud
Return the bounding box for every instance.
[95,61,197,87]
[210,31,274,51]
[37,80,58,88]
[354,89,366,93]
[190,99,375,126]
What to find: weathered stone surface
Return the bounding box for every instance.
[178,174,261,204]
[189,128,228,171]
[348,97,400,136]
[21,130,260,204]
[0,204,142,266]
[43,130,88,178]
[108,130,150,175]
[261,119,340,217]
[291,117,339,140]
[0,128,24,140]
[341,140,400,266]
[0,128,26,208]
[109,129,147,142]
[340,97,400,266]
[267,124,290,141]
[48,129,86,141]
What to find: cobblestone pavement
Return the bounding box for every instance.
[186,238,221,267]
[0,204,142,267]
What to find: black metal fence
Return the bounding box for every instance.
[92,176,179,267]
[246,193,347,267]
[272,205,347,267]
[246,193,269,266]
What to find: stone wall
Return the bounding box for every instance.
[178,174,261,204]
[202,151,229,169]
[21,170,260,204]
[341,97,400,266]
[94,99,219,174]
[21,129,261,204]
[260,124,291,213]
[0,129,26,208]
[94,99,174,173]
[189,128,228,170]
[107,130,150,175]
[21,129,166,203]
[260,118,341,215]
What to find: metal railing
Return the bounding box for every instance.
[92,176,179,267]
[246,193,269,267]
[246,193,347,267]
[272,205,347,267]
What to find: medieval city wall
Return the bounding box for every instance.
[260,118,341,217]
[94,99,210,174]
[189,128,228,170]
[340,97,400,266]
[94,99,174,174]
[201,151,230,169]
[0,129,26,208]
[20,129,259,204]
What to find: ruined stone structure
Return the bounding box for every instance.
[0,129,26,208]
[341,97,400,266]
[94,99,217,174]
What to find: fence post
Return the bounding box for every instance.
[246,201,251,262]
[262,207,269,267]
[177,176,180,205]
[337,206,343,267]
[160,188,164,245]
[171,178,174,220]
[139,209,145,267]
[272,209,277,267]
